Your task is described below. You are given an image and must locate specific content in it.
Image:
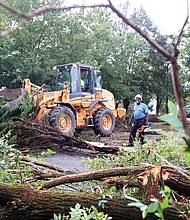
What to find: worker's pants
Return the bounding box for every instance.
[129,118,146,146]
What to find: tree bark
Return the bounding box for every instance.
[156,96,162,115]
[0,182,186,220]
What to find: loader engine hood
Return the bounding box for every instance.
[101,89,115,110]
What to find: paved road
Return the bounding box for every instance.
[43,122,169,172]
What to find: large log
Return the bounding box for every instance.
[0,182,185,220]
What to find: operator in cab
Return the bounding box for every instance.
[81,70,89,92]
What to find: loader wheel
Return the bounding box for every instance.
[93,107,115,136]
[49,106,76,136]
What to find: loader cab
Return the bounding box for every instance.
[56,63,102,97]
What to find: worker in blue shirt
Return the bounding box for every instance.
[127,94,149,147]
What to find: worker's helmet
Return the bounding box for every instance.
[135,94,142,100]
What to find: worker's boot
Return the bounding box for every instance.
[139,132,145,145]
[128,134,135,147]
[127,143,134,147]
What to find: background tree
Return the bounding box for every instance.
[130,7,174,113]
[0,0,186,116]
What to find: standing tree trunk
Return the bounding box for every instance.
[165,95,169,114]
[165,62,170,114]
[156,96,162,115]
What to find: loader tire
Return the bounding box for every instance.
[93,107,115,137]
[49,106,76,136]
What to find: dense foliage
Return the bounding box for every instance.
[2,0,189,113]
[0,94,37,139]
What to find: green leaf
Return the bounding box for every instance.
[169,197,174,205]
[155,212,162,218]
[75,203,81,210]
[146,202,159,213]
[161,197,168,209]
[53,213,58,220]
[164,185,171,194]
[158,114,182,127]
[158,114,183,132]
[168,100,178,117]
[142,210,147,219]
[156,205,164,219]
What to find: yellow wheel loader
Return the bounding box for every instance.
[3,63,126,136]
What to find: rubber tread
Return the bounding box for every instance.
[49,106,76,136]
[93,107,115,137]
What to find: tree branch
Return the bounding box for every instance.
[42,164,153,189]
[0,20,27,38]
[0,1,30,19]
[0,1,110,38]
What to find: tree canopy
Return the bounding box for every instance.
[0,0,190,113]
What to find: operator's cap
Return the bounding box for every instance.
[135,94,142,100]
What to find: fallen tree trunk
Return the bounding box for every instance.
[0,182,186,220]
[163,166,190,196]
